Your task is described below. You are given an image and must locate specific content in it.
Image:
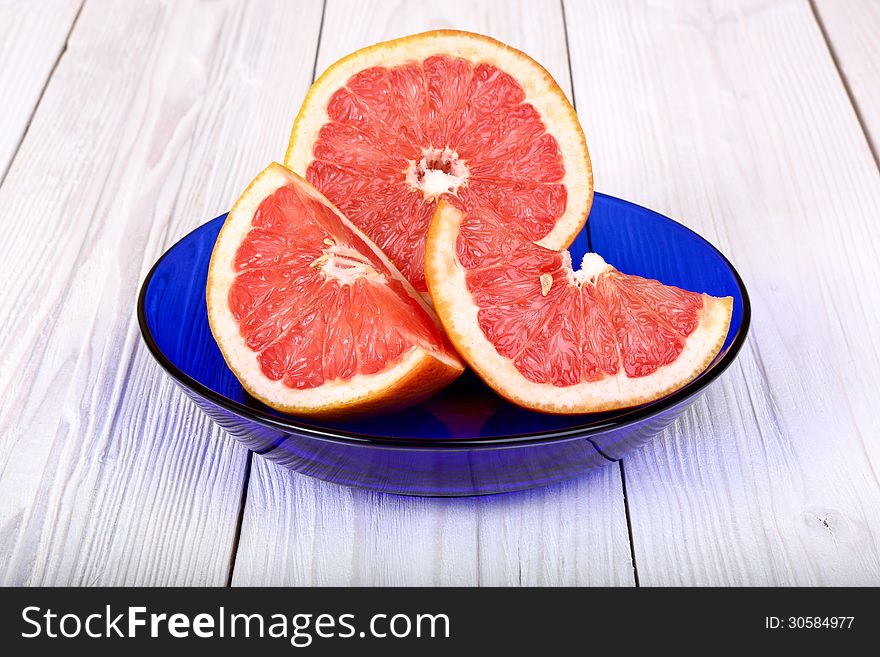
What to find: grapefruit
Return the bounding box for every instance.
[425,201,733,414]
[206,163,464,419]
[285,30,592,294]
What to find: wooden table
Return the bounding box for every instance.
[1,0,878,587]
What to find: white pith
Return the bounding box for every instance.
[573,253,612,285]
[285,30,592,252]
[405,147,470,201]
[206,164,463,415]
[313,239,386,285]
[426,202,734,414]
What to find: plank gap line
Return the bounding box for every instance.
[619,460,641,587]
[564,0,639,587]
[559,0,577,114]
[564,0,636,584]
[0,0,85,189]
[310,0,329,87]
[807,0,879,170]
[225,450,254,587]
[225,0,329,584]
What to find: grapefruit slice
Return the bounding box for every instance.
[425,201,733,414]
[286,30,592,294]
[206,163,464,419]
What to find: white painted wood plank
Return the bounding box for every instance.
[813,0,880,157]
[0,0,81,181]
[0,0,324,585]
[236,456,633,586]
[565,0,880,585]
[232,0,635,587]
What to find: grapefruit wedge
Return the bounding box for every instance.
[207,163,464,419]
[286,30,592,294]
[425,201,733,414]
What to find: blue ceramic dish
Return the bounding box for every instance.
[137,193,750,496]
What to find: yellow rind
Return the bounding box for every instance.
[285,30,592,253]
[206,163,464,420]
[425,201,733,415]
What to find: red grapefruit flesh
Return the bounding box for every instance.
[207,163,464,419]
[425,201,733,414]
[286,30,592,294]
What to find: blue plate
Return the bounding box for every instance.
[137,193,750,496]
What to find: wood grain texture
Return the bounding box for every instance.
[234,455,633,586]
[231,0,635,587]
[0,0,324,585]
[565,0,880,585]
[0,0,81,181]
[813,0,880,159]
[5,0,876,588]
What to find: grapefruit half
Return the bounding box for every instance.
[285,30,592,294]
[425,201,733,414]
[206,163,464,419]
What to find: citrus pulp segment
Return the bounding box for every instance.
[206,163,464,419]
[285,30,592,293]
[425,201,733,414]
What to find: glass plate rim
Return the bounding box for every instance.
[136,192,752,450]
